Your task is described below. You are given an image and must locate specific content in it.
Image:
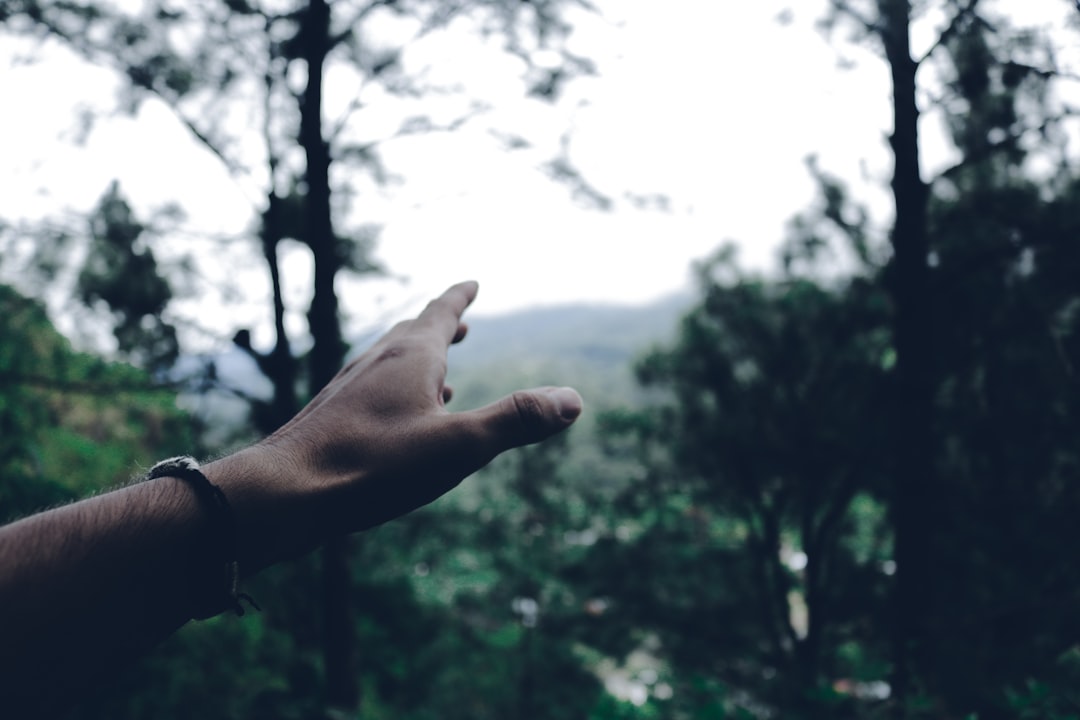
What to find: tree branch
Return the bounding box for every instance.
[19,3,260,208]
[932,108,1076,183]
[342,0,402,30]
[760,500,801,652]
[916,0,981,67]
[1003,60,1080,84]
[828,0,888,39]
[0,370,177,396]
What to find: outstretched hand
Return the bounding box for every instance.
[0,281,581,706]
[208,281,583,568]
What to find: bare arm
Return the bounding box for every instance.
[0,281,582,708]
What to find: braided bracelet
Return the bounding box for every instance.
[146,456,260,618]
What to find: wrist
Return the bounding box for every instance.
[201,442,348,575]
[201,446,303,575]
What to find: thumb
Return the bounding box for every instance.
[465,386,583,456]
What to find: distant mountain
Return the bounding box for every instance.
[447,293,693,412]
[453,293,691,364]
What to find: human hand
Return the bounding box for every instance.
[209,281,582,568]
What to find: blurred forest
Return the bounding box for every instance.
[4,0,1080,718]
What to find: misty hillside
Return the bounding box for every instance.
[453,293,690,365]
[447,293,692,413]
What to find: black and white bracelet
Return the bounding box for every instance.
[146,456,260,618]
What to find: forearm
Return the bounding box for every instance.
[0,476,213,703]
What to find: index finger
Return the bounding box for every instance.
[414,281,479,343]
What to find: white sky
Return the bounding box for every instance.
[1,0,1076,351]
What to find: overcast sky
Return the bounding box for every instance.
[2,0,1076,350]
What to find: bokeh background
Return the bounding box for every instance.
[3,1,1080,718]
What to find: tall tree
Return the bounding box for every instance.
[818,1,1080,712]
[572,3,1080,716]
[588,236,895,717]
[819,2,934,709]
[3,0,601,713]
[77,181,181,376]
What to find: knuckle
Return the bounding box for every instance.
[373,335,426,364]
[376,344,407,363]
[510,391,547,435]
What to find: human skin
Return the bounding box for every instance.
[0,281,582,712]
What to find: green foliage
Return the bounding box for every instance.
[70,615,314,720]
[0,284,195,524]
[1004,645,1080,720]
[0,286,73,518]
[341,432,613,720]
[579,244,897,718]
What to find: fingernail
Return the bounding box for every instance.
[549,387,583,421]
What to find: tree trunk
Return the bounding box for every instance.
[879,1,934,715]
[299,0,356,713]
[261,192,301,429]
